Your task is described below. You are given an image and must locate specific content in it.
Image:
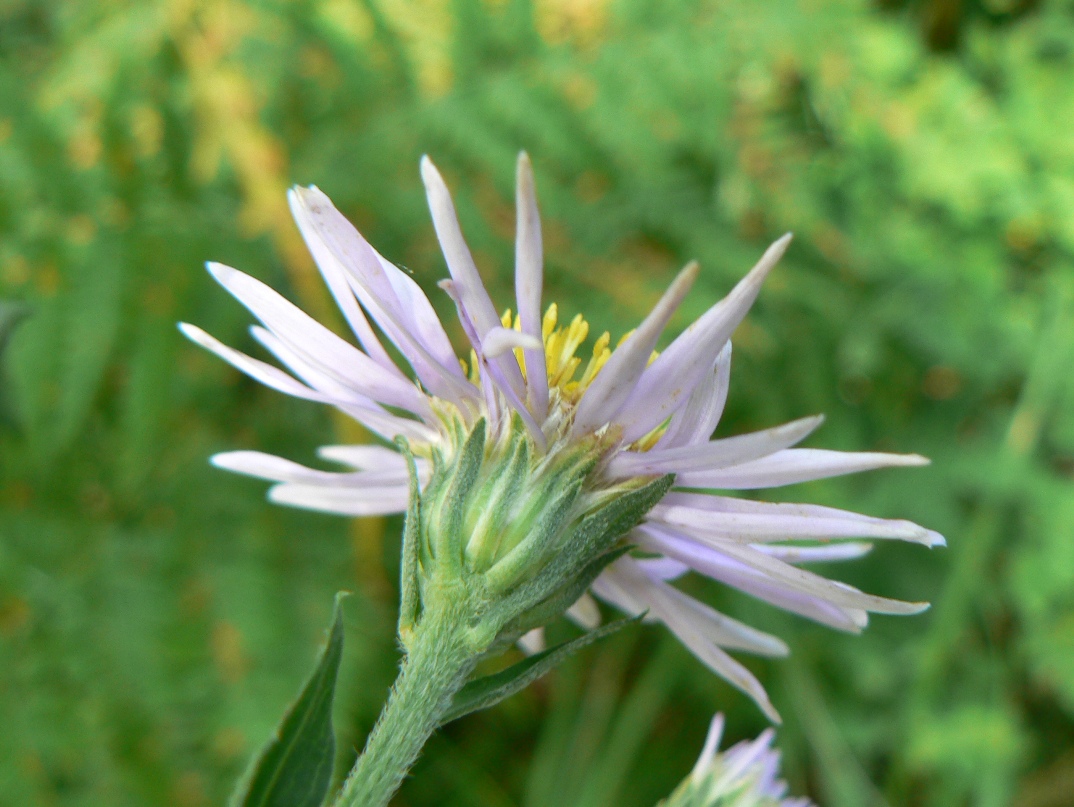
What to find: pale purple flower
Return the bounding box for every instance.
[182,153,942,721]
[659,714,813,807]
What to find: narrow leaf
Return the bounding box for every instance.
[230,593,348,807]
[442,615,642,725]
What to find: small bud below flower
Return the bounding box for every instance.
[659,715,813,807]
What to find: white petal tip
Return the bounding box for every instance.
[926,531,947,548]
[208,451,257,473]
[764,233,793,262]
[178,321,208,343]
[898,453,931,467]
[205,261,235,284]
[419,154,440,183]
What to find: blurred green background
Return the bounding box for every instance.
[2,0,1073,805]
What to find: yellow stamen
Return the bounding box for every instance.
[467,301,670,447]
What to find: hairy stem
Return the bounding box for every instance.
[333,592,478,807]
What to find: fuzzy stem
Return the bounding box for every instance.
[333,592,478,807]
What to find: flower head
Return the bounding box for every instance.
[659,714,813,807]
[182,153,942,721]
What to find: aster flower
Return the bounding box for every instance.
[659,714,813,807]
[181,153,942,723]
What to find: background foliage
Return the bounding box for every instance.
[2,0,1073,805]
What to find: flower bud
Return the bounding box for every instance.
[659,715,812,807]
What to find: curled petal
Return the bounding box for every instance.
[482,326,542,359]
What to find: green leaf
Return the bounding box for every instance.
[441,614,642,725]
[229,593,348,807]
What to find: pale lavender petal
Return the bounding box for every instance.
[288,186,477,403]
[753,542,874,563]
[211,450,419,487]
[565,592,601,630]
[656,343,732,449]
[268,481,409,516]
[481,326,541,359]
[634,555,691,580]
[333,402,440,444]
[639,525,868,632]
[518,628,546,655]
[691,714,726,782]
[611,415,823,477]
[441,279,547,450]
[648,492,942,545]
[289,187,457,368]
[180,323,342,404]
[420,156,527,398]
[438,278,503,426]
[249,325,438,442]
[294,217,399,374]
[676,448,931,489]
[721,728,778,785]
[641,525,927,616]
[655,582,790,657]
[615,235,792,442]
[182,323,435,443]
[317,444,415,470]
[595,557,781,722]
[249,325,433,420]
[514,152,549,420]
[206,262,431,415]
[573,262,699,436]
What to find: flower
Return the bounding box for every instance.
[659,714,813,807]
[181,153,943,721]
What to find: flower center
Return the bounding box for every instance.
[455,303,668,454]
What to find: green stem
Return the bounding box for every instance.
[334,595,478,807]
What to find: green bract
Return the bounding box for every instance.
[401,415,672,654]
